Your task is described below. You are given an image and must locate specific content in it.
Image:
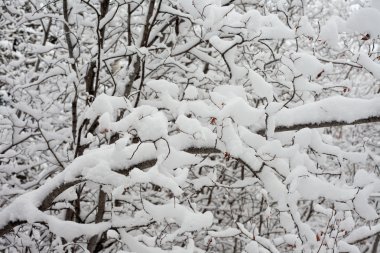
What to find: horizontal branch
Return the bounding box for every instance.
[260,116,380,134]
[258,96,380,134]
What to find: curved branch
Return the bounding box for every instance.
[0,144,224,238]
[1,97,379,237]
[0,180,82,237]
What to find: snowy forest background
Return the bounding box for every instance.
[1,0,380,252]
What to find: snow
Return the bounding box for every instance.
[297,16,315,38]
[292,52,332,79]
[129,166,184,196]
[220,97,265,127]
[13,102,43,120]
[208,228,240,237]
[146,80,179,98]
[338,241,360,253]
[172,38,201,56]
[260,14,295,39]
[3,1,380,252]
[339,213,355,232]
[202,5,235,32]
[275,96,380,130]
[353,169,377,187]
[177,0,203,19]
[98,112,111,133]
[373,0,380,10]
[107,229,119,239]
[346,7,380,37]
[135,112,168,141]
[230,177,259,188]
[353,183,380,220]
[143,199,213,234]
[258,166,288,210]
[241,10,262,33]
[237,222,280,253]
[87,93,130,119]
[345,224,380,244]
[296,175,356,201]
[242,10,295,39]
[191,171,217,190]
[213,85,247,101]
[245,241,259,253]
[0,169,110,241]
[175,114,206,140]
[320,18,339,48]
[2,84,377,247]
[357,52,380,79]
[99,6,117,29]
[47,217,110,241]
[122,232,195,253]
[82,160,127,187]
[183,85,198,100]
[161,149,202,171]
[273,234,301,247]
[249,70,273,102]
[209,35,241,53]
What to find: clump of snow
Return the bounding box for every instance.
[357,52,380,79]
[47,217,110,242]
[208,228,240,237]
[249,70,273,102]
[353,169,377,187]
[297,16,315,38]
[128,165,184,196]
[320,18,339,48]
[146,80,179,98]
[175,114,206,140]
[143,199,213,234]
[107,229,119,239]
[213,85,247,101]
[82,160,127,187]
[191,171,217,190]
[220,97,265,127]
[292,53,332,79]
[183,85,198,100]
[135,112,168,141]
[346,7,380,37]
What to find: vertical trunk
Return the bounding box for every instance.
[371,234,380,253]
[124,0,156,97]
[87,188,107,253]
[86,0,110,100]
[62,0,78,144]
